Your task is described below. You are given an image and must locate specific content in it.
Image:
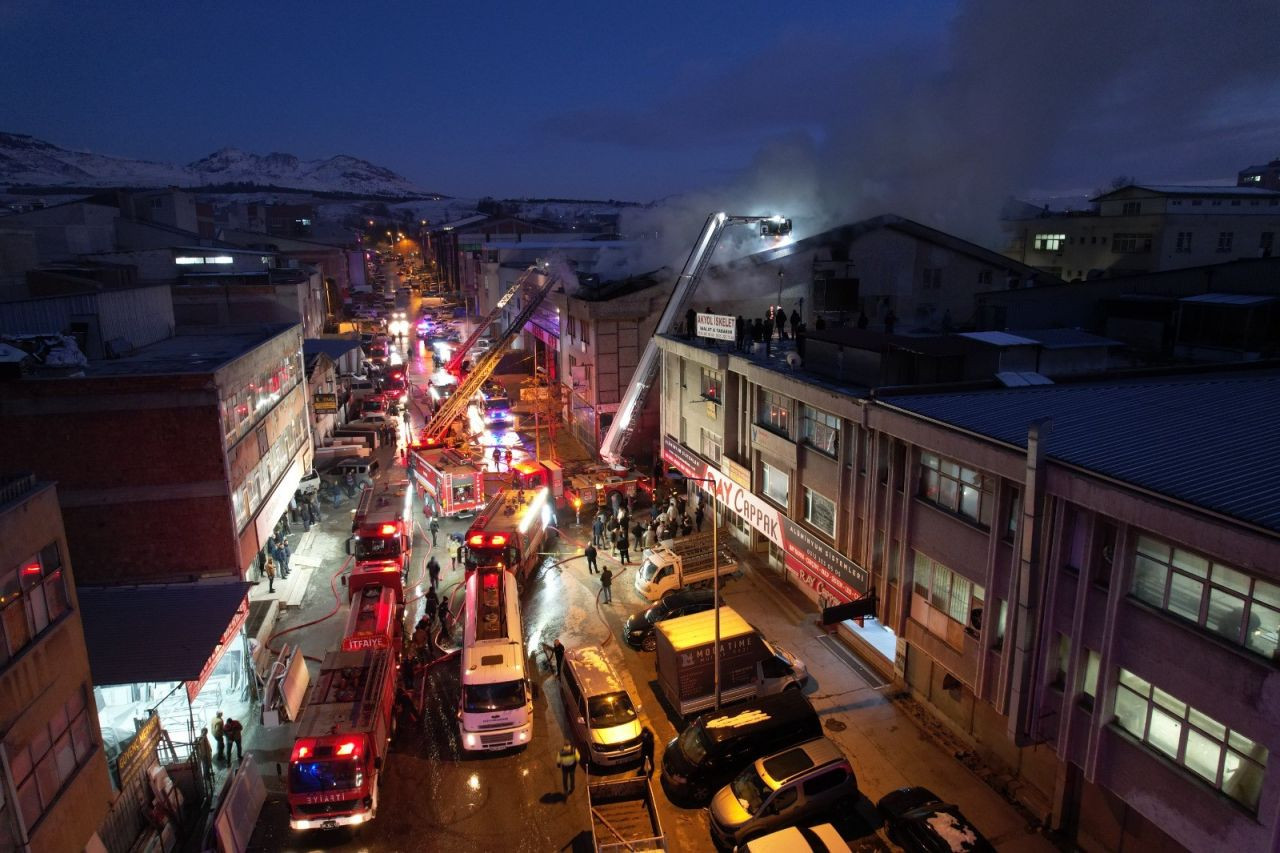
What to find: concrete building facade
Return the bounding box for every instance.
[0,324,310,584]
[656,329,1280,853]
[0,476,111,853]
[1004,185,1280,280]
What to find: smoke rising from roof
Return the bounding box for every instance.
[591,0,1280,280]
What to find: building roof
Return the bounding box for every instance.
[78,579,251,685]
[1092,184,1280,202]
[304,337,363,361]
[882,372,1280,534]
[957,331,1040,347]
[1012,328,1123,349]
[80,324,296,376]
[1180,293,1277,306]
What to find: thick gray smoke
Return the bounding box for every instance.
[599,0,1280,282]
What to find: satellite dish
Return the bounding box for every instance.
[785,351,802,368]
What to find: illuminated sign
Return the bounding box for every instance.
[175,255,236,266]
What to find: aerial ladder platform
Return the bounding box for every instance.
[598,213,791,467]
[445,268,538,375]
[420,267,561,446]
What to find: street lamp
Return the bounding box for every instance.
[682,475,723,709]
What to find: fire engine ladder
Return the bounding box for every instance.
[446,267,539,375]
[421,268,561,444]
[599,213,786,467]
[474,565,508,642]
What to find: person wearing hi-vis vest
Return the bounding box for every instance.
[557,741,579,794]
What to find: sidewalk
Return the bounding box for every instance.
[719,549,1056,852]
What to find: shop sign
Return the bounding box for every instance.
[188,596,250,702]
[313,393,338,414]
[695,312,736,341]
[116,712,160,789]
[722,457,751,489]
[663,434,869,600]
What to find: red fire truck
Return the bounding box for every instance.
[348,480,413,603]
[463,488,556,580]
[408,446,484,517]
[341,585,403,654]
[287,648,397,830]
[507,459,651,512]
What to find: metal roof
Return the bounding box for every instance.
[304,337,364,360]
[1180,293,1277,306]
[883,373,1280,534]
[958,331,1040,347]
[78,579,251,685]
[1093,184,1280,200]
[1013,328,1122,349]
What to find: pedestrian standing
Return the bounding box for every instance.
[223,717,243,763]
[695,502,705,533]
[644,525,657,549]
[195,727,214,783]
[685,307,696,340]
[777,307,788,340]
[427,556,441,591]
[632,520,644,551]
[584,543,598,574]
[553,638,565,675]
[639,726,655,777]
[438,596,452,638]
[791,307,801,332]
[447,536,460,571]
[557,741,580,794]
[615,531,630,566]
[424,587,439,622]
[211,712,225,762]
[344,469,356,497]
[735,315,745,351]
[600,566,614,603]
[592,513,604,547]
[681,515,693,537]
[429,516,439,547]
[264,555,276,593]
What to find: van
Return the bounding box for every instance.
[709,737,858,849]
[560,646,643,767]
[661,689,822,805]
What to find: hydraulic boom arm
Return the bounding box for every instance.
[446,268,537,375]
[598,213,790,467]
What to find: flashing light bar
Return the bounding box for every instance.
[518,487,551,534]
[468,534,484,546]
[379,523,398,536]
[491,534,507,546]
[336,741,357,756]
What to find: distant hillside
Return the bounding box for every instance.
[0,132,435,197]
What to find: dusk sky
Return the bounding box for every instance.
[2,0,1278,204]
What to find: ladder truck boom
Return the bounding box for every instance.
[445,268,537,375]
[598,213,791,467]
[420,268,561,445]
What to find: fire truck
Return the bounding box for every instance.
[348,480,413,603]
[507,459,650,512]
[458,564,532,752]
[407,445,484,517]
[341,585,403,654]
[463,488,556,581]
[287,648,397,830]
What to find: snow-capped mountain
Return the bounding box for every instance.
[0,132,431,197]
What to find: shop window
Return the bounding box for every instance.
[1131,535,1280,660]
[1114,668,1267,811]
[919,452,992,526]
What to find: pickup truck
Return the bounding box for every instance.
[633,530,737,601]
[586,775,666,852]
[653,606,808,717]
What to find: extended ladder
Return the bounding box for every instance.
[599,213,789,467]
[421,268,561,444]
[473,565,508,642]
[446,268,538,375]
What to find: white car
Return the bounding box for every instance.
[297,469,322,498]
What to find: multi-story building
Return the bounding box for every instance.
[1004,185,1280,280]
[656,325,1280,852]
[0,475,110,853]
[1239,157,1280,191]
[0,323,309,585]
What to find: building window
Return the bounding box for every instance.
[1175,232,1193,253]
[699,367,721,403]
[1122,201,1142,215]
[1033,233,1066,252]
[1004,488,1020,540]
[1112,233,1153,254]
[0,543,71,666]
[800,405,839,457]
[977,270,992,285]
[1131,535,1280,659]
[761,462,789,508]
[1217,232,1234,253]
[1114,668,1267,811]
[1052,633,1070,686]
[699,428,722,464]
[1081,649,1100,708]
[580,319,589,345]
[919,452,992,526]
[913,552,985,632]
[7,685,97,831]
[1261,232,1274,256]
[757,390,791,437]
[922,268,942,289]
[567,316,576,340]
[803,487,836,537]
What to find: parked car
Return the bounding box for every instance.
[324,458,381,490]
[624,588,716,651]
[560,646,644,768]
[877,787,995,852]
[735,823,851,853]
[297,469,322,498]
[709,737,857,849]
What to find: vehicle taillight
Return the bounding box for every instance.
[379,523,399,535]
[468,534,483,546]
[336,741,357,756]
[491,535,507,545]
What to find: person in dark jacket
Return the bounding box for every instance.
[553,638,565,675]
[639,726,656,777]
[791,308,801,330]
[584,543,598,574]
[685,307,696,339]
[775,308,787,340]
[600,566,614,602]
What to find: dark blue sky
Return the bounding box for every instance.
[3,0,1277,202]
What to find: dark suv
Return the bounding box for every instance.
[877,787,995,852]
[623,588,716,650]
